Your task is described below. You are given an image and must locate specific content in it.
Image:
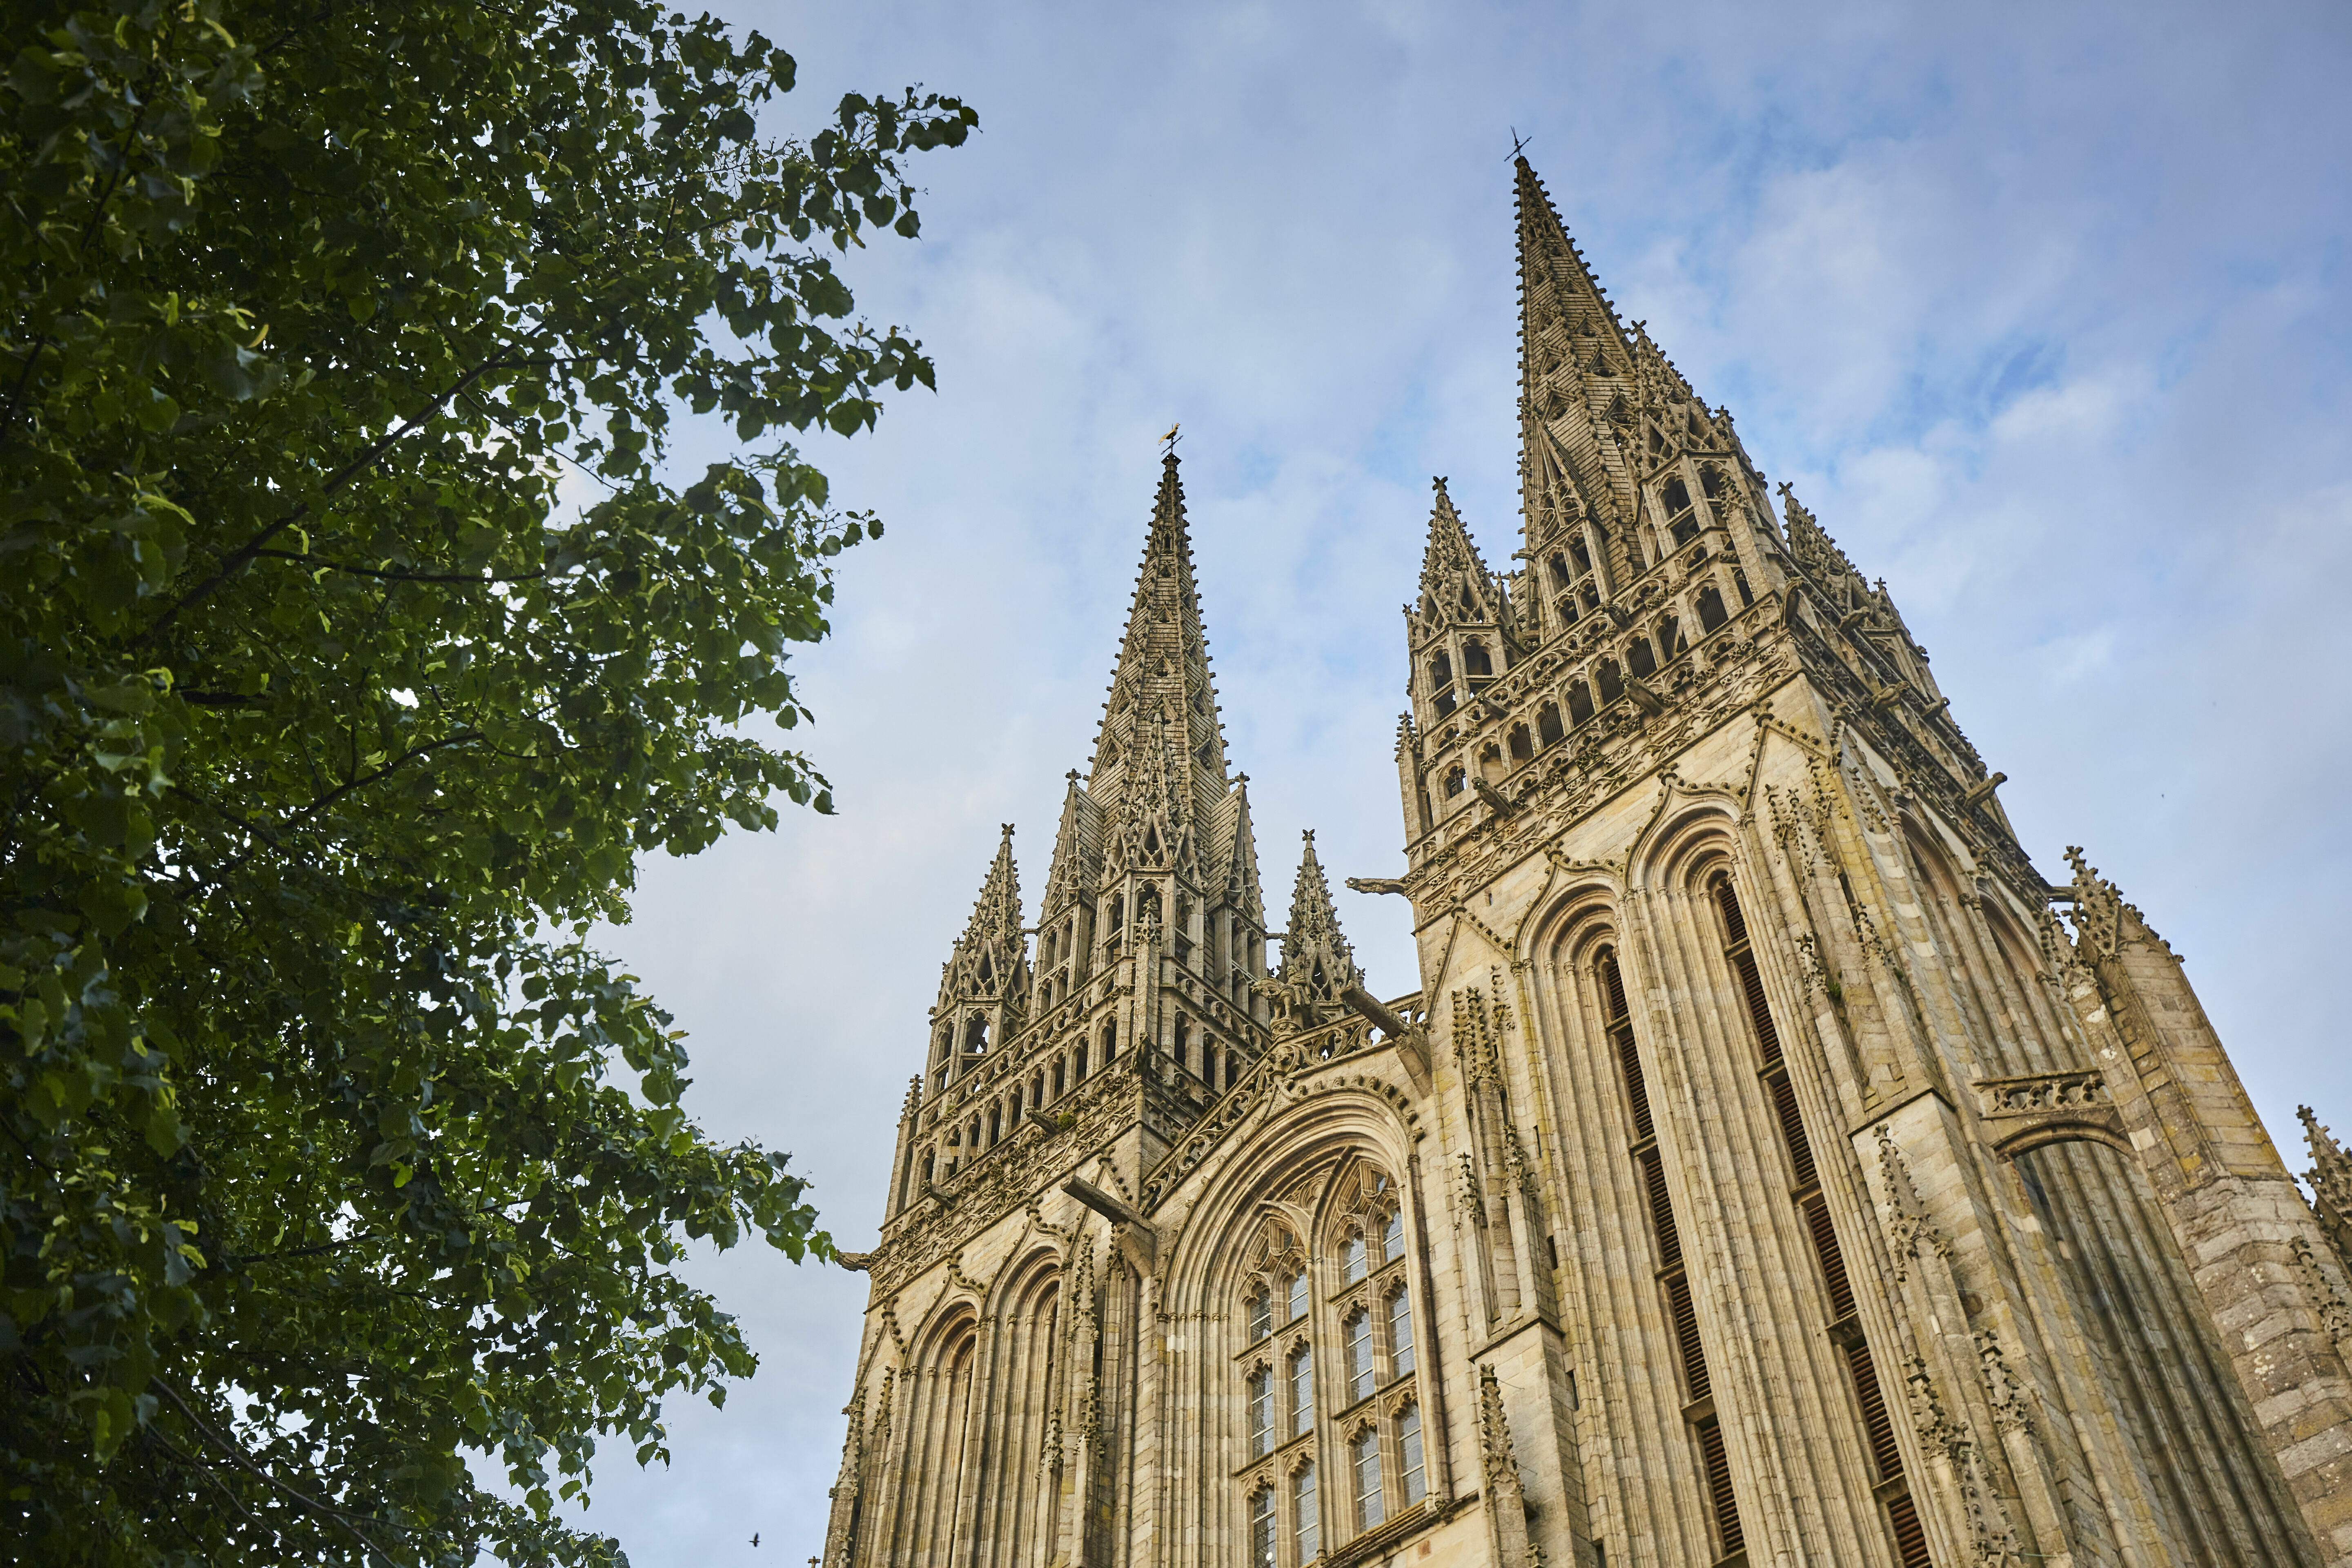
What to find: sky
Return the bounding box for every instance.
[552,1,2352,1560]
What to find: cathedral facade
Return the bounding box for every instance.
[819,158,2352,1568]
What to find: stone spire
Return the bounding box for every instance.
[1415,477,1503,627]
[1089,454,1230,841]
[1514,154,1641,563]
[1218,776,1265,927]
[928,826,1029,1084]
[1038,770,1100,920]
[1268,831,1361,1027]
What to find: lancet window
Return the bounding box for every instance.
[1706,866,1929,1565]
[1232,1160,1426,1561]
[1598,943,1744,1558]
[1664,477,1700,548]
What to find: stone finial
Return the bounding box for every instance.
[2063,845,2167,957]
[2303,1106,2352,1273]
[1258,831,1361,1030]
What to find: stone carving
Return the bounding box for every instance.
[2302,1106,2352,1277]
[1477,1363,1522,1495]
[1875,1125,1951,1282]
[2291,1236,2352,1348]
[1975,1329,2035,1437]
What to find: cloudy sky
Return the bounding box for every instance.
[557,1,2352,1559]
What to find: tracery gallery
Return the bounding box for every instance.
[819,158,2352,1568]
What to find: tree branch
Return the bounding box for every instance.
[134,354,517,650]
[152,1379,415,1566]
[253,548,548,585]
[288,728,483,824]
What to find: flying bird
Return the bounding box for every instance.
[748,1534,757,1548]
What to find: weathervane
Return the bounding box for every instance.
[1510,127,1532,159]
[1159,421,1181,457]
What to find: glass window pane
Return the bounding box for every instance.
[1287,1269,1308,1324]
[1401,1405,1425,1505]
[1389,1289,1414,1376]
[1343,1234,1367,1283]
[1293,1463,1319,1560]
[1345,1310,1374,1402]
[1383,1210,1403,1263]
[1248,1291,1270,1343]
[1250,1488,1276,1568]
[1289,1344,1314,1436]
[1353,1428,1385,1529]
[1248,1370,1272,1458]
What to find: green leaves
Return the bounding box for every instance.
[1,1,969,1561]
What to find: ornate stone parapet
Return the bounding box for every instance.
[1971,1069,2125,1158]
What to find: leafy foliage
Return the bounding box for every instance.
[0,0,972,1559]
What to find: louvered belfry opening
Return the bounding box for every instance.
[1712,872,1932,1568]
[1599,947,1741,1556]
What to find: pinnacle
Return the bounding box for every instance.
[1419,477,1496,610]
[960,824,1023,947]
[1283,830,1350,963]
[1088,454,1234,835]
[1274,829,1362,1015]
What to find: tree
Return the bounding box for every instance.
[0,1,973,1560]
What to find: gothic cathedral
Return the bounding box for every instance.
[820,158,2352,1567]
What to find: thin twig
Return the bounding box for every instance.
[252,549,548,585]
[134,355,515,650]
[152,1379,414,1566]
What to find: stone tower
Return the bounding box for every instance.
[821,158,2352,1568]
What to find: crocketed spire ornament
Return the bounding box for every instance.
[2304,1107,2352,1275]
[1258,831,1360,1028]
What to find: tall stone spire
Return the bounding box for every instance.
[1514,155,1641,566]
[1268,830,1361,1027]
[1089,453,1231,849]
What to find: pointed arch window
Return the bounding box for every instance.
[1537,703,1565,748]
[1568,682,1594,727]
[1249,1487,1277,1567]
[1350,1426,1385,1529]
[1464,640,1494,679]
[1697,584,1728,632]
[1288,1342,1314,1437]
[1248,1368,1275,1458]
[1344,1308,1375,1402]
[1234,1166,1422,1548]
[1399,1404,1426,1505]
[1664,477,1700,548]
[1388,1283,1414,1375]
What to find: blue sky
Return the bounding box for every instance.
[557,1,2352,1559]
